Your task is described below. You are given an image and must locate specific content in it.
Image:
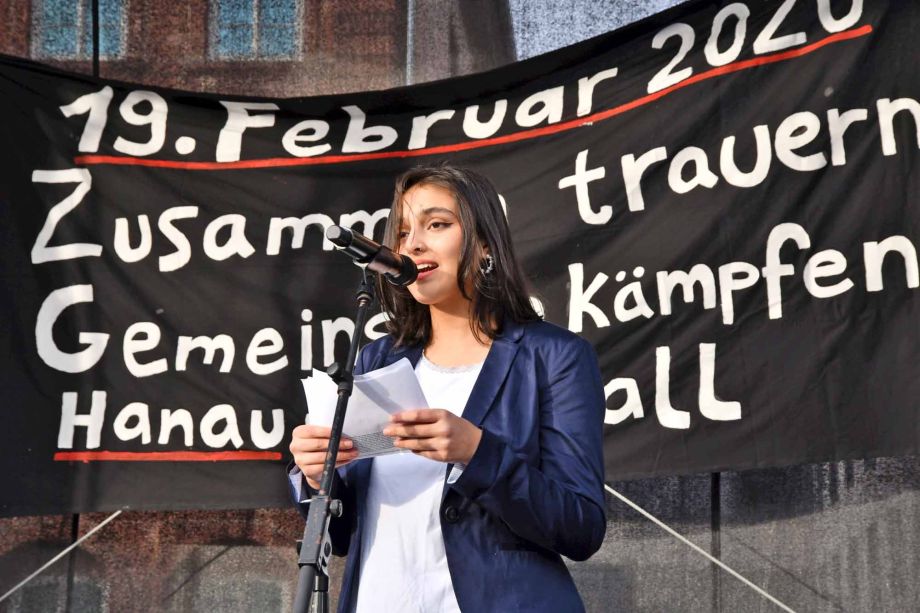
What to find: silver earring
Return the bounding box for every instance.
[480,254,495,275]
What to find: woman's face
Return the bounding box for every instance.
[397,183,468,310]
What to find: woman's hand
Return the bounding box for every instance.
[289,425,358,490]
[383,409,483,464]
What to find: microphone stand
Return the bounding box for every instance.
[293,269,376,613]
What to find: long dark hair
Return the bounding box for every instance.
[377,164,540,347]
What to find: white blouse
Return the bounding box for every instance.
[355,354,484,613]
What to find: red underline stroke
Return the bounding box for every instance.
[73,24,873,171]
[53,450,282,462]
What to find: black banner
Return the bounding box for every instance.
[2,0,918,516]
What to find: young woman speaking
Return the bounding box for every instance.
[289,164,606,612]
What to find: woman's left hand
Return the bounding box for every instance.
[383,409,482,464]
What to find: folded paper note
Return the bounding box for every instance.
[302,358,428,458]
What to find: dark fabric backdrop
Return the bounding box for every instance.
[2,0,918,515]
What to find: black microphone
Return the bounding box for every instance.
[325,225,418,286]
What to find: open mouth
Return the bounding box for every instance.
[416,262,439,277]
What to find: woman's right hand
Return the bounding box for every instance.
[289,425,359,490]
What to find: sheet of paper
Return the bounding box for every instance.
[301,358,428,458]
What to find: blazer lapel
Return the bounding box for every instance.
[460,322,523,427]
[441,322,524,502]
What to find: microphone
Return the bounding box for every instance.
[325,225,418,286]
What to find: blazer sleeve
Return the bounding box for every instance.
[450,336,607,561]
[286,346,374,557]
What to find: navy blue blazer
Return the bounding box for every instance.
[291,319,607,612]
